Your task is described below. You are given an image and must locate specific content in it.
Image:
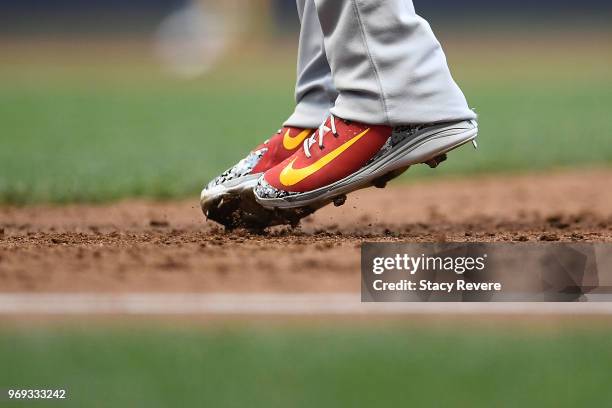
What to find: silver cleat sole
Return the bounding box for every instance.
[255,120,478,209]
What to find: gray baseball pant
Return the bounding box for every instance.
[285,0,476,128]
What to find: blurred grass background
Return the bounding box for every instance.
[1,322,611,407]
[1,26,611,204]
[2,3,612,405]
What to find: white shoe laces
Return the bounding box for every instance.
[303,115,339,159]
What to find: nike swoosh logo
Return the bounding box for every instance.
[282,129,312,150]
[279,128,370,187]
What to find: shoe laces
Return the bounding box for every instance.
[303,115,339,159]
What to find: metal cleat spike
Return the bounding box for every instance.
[333,195,347,207]
[472,139,478,149]
[425,153,447,168]
[373,179,387,189]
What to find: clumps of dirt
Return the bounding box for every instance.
[1,210,611,293]
[539,233,560,241]
[2,169,612,292]
[203,192,318,231]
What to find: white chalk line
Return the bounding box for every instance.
[1,293,612,315]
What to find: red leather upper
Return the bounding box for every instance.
[251,126,313,174]
[263,118,392,192]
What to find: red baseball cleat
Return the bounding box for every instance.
[254,115,478,209]
[200,125,314,227]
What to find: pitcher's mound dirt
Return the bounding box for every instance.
[1,169,611,293]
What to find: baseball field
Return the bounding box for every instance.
[1,28,612,406]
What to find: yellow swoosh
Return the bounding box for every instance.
[282,129,312,150]
[279,128,370,187]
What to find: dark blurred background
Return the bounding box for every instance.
[1,0,611,35]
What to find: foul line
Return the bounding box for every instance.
[0,293,612,315]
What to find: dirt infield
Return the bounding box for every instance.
[1,169,611,293]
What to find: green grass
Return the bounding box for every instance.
[0,82,295,203]
[1,324,611,407]
[1,40,611,204]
